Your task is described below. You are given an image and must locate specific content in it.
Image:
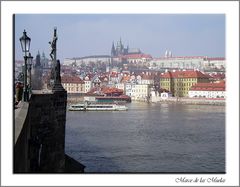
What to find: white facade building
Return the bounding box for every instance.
[203,57,226,69]
[149,56,225,70]
[160,92,172,99]
[125,83,133,96]
[139,77,154,85]
[130,84,150,101]
[188,82,225,98]
[189,90,225,98]
[61,75,85,94]
[84,76,92,93]
[125,54,152,64]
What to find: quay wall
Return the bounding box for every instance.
[153,97,225,106]
[67,95,84,104]
[66,94,225,106]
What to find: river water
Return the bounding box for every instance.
[65,102,225,173]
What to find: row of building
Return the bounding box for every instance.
[149,56,225,71]
[53,69,225,101]
[16,38,226,102]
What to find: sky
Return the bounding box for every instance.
[15,14,225,62]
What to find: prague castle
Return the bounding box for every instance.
[111,38,142,57]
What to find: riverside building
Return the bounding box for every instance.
[188,81,225,98]
[160,70,211,97]
[61,75,85,94]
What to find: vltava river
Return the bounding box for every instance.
[65,102,225,173]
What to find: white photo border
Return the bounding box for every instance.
[1,1,239,186]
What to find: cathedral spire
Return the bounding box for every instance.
[120,37,122,44]
[42,51,45,58]
[35,51,41,67]
[112,41,115,49]
[119,37,124,51]
[111,41,116,57]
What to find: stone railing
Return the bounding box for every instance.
[14,101,31,172]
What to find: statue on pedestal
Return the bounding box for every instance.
[49,28,57,62]
[48,28,64,91]
[55,60,61,84]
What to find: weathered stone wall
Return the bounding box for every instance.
[14,89,85,173]
[28,90,67,172]
[14,89,67,172]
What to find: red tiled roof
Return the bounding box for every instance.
[190,82,225,91]
[206,57,225,61]
[99,76,109,82]
[141,74,154,80]
[121,76,131,83]
[101,87,123,94]
[87,86,123,95]
[160,70,210,79]
[154,56,225,61]
[154,56,206,60]
[110,73,118,78]
[122,54,152,59]
[84,74,95,80]
[61,75,84,84]
[96,95,130,99]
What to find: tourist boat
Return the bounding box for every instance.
[68,102,128,111]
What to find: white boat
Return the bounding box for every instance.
[68,102,128,111]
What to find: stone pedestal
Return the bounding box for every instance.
[27,89,67,172]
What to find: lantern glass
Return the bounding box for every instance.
[19,30,31,53]
[27,53,33,66]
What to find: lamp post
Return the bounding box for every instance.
[27,53,33,94]
[19,30,31,101]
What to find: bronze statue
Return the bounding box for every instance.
[49,32,57,61]
[48,28,64,91]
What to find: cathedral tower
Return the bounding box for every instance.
[111,41,116,57]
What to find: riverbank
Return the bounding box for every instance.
[67,96,84,104]
[67,95,225,106]
[155,97,225,106]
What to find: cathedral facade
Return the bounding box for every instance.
[111,38,141,57]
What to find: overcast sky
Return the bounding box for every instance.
[15,14,225,62]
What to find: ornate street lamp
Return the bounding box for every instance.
[19,30,31,101]
[27,53,33,94]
